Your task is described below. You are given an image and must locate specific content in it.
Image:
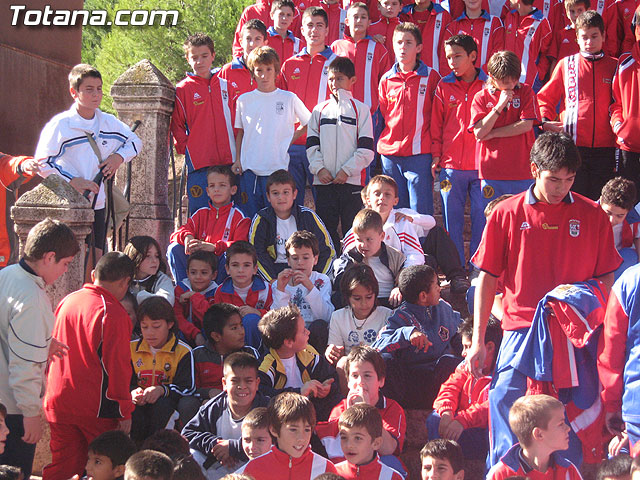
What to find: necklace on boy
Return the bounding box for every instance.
[350,309,368,330]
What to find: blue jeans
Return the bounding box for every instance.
[480,179,533,212]
[237,170,270,219]
[288,144,315,207]
[439,169,485,265]
[381,153,434,215]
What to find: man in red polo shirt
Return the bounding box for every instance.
[466,132,621,467]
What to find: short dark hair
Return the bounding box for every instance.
[226,240,258,266]
[0,465,21,480]
[243,406,270,431]
[398,265,437,304]
[302,6,329,26]
[183,33,215,54]
[285,230,319,256]
[420,439,464,474]
[601,177,637,211]
[487,50,521,81]
[313,475,345,480]
[394,22,422,46]
[259,305,302,349]
[347,2,370,16]
[187,249,218,272]
[125,450,174,480]
[459,316,502,351]
[340,263,380,302]
[565,0,591,11]
[124,235,167,274]
[271,0,296,14]
[223,351,260,377]
[353,209,384,234]
[204,303,242,340]
[137,297,178,335]
[575,9,602,32]
[69,63,101,90]
[207,164,236,187]
[530,132,581,174]
[266,169,297,194]
[597,454,633,480]
[247,46,281,75]
[23,218,80,262]
[345,345,386,379]
[445,34,478,56]
[89,430,137,467]
[268,392,317,434]
[140,429,190,461]
[339,403,383,439]
[172,455,206,480]
[242,19,268,38]
[328,56,356,78]
[94,252,135,283]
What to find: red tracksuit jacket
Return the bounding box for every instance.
[266,27,303,63]
[213,276,274,315]
[170,201,250,253]
[336,455,404,480]
[331,36,392,113]
[537,52,617,148]
[368,17,400,60]
[173,280,217,344]
[611,41,640,153]
[171,73,236,171]
[445,11,505,72]
[378,61,441,157]
[217,57,256,109]
[238,445,338,479]
[321,1,348,44]
[431,69,487,170]
[0,153,32,267]
[44,284,134,422]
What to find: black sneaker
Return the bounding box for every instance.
[450,276,470,294]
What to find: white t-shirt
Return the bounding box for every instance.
[271,271,334,325]
[612,222,640,250]
[275,215,298,263]
[367,256,394,297]
[327,306,392,353]
[281,355,304,389]
[235,88,311,175]
[216,406,244,439]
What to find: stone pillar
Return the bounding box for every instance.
[111,59,175,254]
[11,175,94,309]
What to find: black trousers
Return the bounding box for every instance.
[571,146,616,200]
[620,149,640,203]
[422,225,467,280]
[0,414,37,478]
[315,183,363,251]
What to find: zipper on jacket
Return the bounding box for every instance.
[152,355,157,386]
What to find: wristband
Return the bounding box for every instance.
[492,107,502,115]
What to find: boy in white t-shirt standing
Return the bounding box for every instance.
[233,46,311,218]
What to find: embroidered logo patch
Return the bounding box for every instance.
[314,278,325,289]
[348,331,359,343]
[438,326,450,341]
[190,185,203,198]
[440,179,452,192]
[569,219,580,237]
[512,97,520,108]
[520,222,531,230]
[363,329,378,343]
[276,101,285,114]
[136,358,143,367]
[482,185,495,199]
[164,362,171,372]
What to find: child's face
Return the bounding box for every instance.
[340,425,381,466]
[284,315,310,353]
[71,76,103,114]
[241,28,266,57]
[577,26,604,53]
[222,366,260,410]
[217,313,246,352]
[353,228,384,258]
[272,6,295,31]
[271,419,313,457]
[187,259,215,292]
[423,277,441,307]
[286,245,319,277]
[537,406,571,452]
[349,284,376,320]
[462,335,494,374]
[328,71,357,96]
[445,44,477,77]
[301,14,328,47]
[266,182,297,218]
[379,0,402,18]
[346,7,371,37]
[227,253,258,289]
[492,76,518,92]
[601,202,628,227]
[393,31,423,65]
[421,456,463,480]
[566,2,587,25]
[348,360,384,406]
[242,424,273,459]
[253,62,277,91]
[41,254,75,286]
[186,44,215,78]
[137,244,160,279]
[140,315,173,349]
[367,182,399,215]
[463,0,483,11]
[531,165,576,205]
[86,451,122,480]
[0,414,8,454]
[206,172,237,207]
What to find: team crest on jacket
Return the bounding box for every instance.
[164,362,171,372]
[569,219,580,237]
[512,97,520,108]
[438,326,450,341]
[314,278,325,290]
[256,300,265,309]
[367,52,374,61]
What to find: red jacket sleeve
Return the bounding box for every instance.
[430,84,446,159]
[218,216,251,254]
[170,87,189,155]
[537,61,564,121]
[455,398,489,429]
[190,292,212,329]
[598,289,629,413]
[103,307,135,419]
[171,208,205,245]
[174,285,201,343]
[382,400,407,453]
[433,366,466,414]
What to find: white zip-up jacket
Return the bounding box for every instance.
[36,105,142,209]
[307,89,374,187]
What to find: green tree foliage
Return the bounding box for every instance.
[82,0,252,113]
